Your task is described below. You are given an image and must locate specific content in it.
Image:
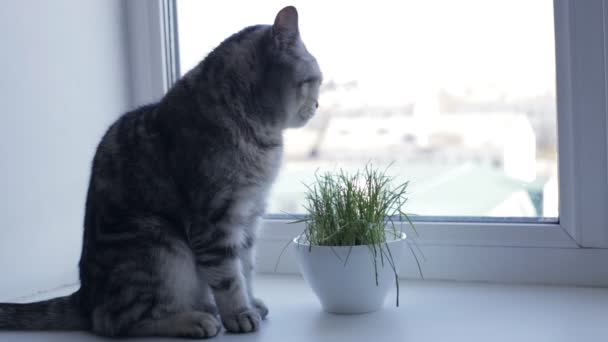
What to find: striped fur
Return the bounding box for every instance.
[0,6,321,339]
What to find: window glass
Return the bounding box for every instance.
[176,0,558,219]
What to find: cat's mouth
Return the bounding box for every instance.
[291,99,319,128]
[290,110,315,129]
[299,108,316,122]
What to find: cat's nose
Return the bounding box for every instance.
[315,101,319,109]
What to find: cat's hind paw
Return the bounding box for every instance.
[177,312,222,339]
[222,309,261,333]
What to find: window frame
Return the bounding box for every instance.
[128,0,608,285]
[555,0,608,248]
[125,0,180,106]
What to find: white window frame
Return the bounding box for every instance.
[125,0,180,106]
[127,0,608,286]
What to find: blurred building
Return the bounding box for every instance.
[278,85,551,218]
[288,111,537,183]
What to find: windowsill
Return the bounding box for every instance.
[2,275,608,341]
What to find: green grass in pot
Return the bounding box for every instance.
[296,165,419,306]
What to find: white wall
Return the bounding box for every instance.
[0,0,132,300]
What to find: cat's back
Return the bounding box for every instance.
[87,103,182,216]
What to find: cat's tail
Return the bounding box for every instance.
[0,289,90,330]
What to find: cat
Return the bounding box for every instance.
[0,6,321,339]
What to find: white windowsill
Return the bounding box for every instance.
[2,274,607,342]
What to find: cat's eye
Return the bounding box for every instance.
[298,77,320,87]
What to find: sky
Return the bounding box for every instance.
[177,0,556,106]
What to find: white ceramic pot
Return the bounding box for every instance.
[293,231,407,314]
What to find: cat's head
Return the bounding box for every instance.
[264,6,323,129]
[193,6,322,130]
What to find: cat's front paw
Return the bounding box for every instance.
[252,297,269,319]
[222,309,261,333]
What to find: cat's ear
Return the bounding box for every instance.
[272,6,299,46]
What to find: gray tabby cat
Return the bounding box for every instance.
[0,6,321,338]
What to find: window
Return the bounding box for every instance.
[176,0,558,219]
[129,0,608,285]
